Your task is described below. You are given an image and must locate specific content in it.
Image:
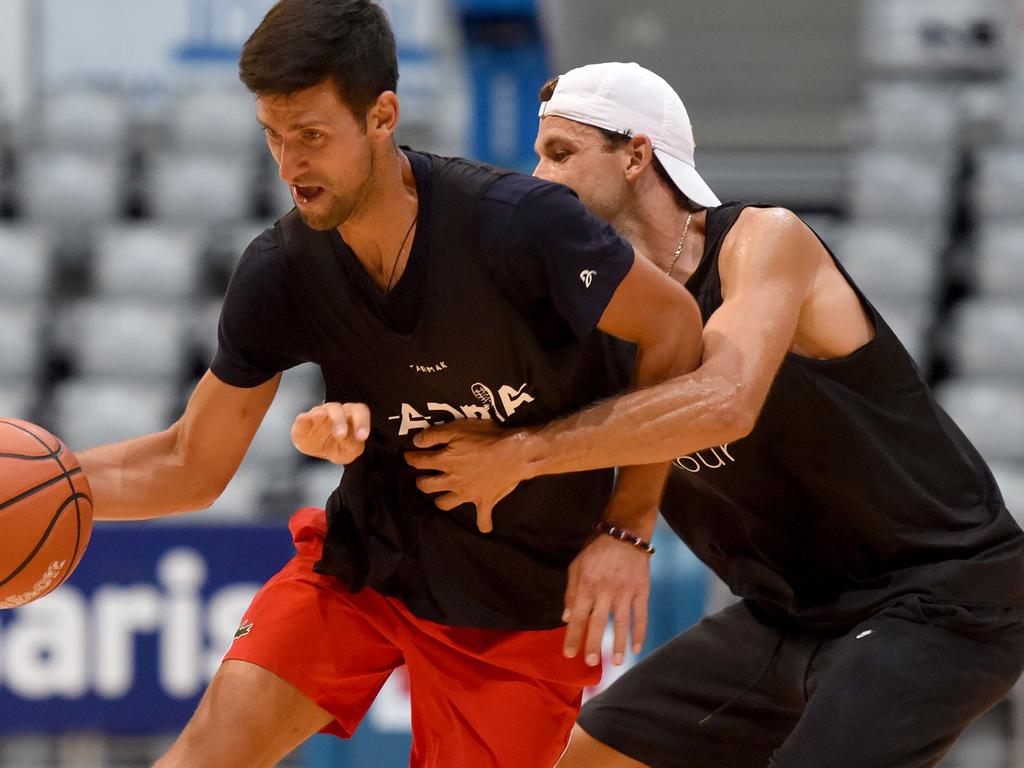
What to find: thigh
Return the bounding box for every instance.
[576,602,804,768]
[155,660,332,768]
[402,621,596,768]
[773,599,1024,768]
[222,509,406,739]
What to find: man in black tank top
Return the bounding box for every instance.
[66,15,707,767]
[413,63,1024,768]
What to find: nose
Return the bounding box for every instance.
[277,142,307,185]
[532,158,551,180]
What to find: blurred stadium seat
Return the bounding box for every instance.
[57,299,191,381]
[849,150,955,222]
[20,151,124,225]
[0,381,32,419]
[149,153,254,223]
[972,148,1024,220]
[974,223,1024,297]
[93,224,203,299]
[936,379,1024,464]
[861,81,962,151]
[0,225,54,300]
[51,379,177,450]
[0,304,44,381]
[165,86,262,156]
[946,300,1024,379]
[836,224,942,302]
[41,89,130,156]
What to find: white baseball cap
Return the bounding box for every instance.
[539,62,720,208]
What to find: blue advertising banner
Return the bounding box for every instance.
[0,523,295,733]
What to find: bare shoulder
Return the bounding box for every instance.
[720,206,826,284]
[729,206,819,248]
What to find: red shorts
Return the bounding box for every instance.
[224,507,601,768]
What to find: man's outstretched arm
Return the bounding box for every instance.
[81,371,279,520]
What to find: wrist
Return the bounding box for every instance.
[603,501,658,540]
[511,427,547,482]
[594,520,655,555]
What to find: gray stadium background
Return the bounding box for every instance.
[0,0,1023,765]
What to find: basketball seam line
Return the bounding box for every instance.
[0,451,62,461]
[0,467,82,513]
[51,448,83,591]
[0,492,90,589]
[0,420,63,455]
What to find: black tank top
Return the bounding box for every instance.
[663,203,1024,629]
[275,154,634,629]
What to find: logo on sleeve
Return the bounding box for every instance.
[580,269,596,288]
[234,620,254,639]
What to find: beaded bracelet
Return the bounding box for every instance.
[594,521,655,556]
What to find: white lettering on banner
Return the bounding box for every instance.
[389,381,536,436]
[159,549,206,698]
[0,548,259,701]
[94,584,161,698]
[3,589,88,700]
[673,444,736,473]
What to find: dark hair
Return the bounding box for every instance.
[239,0,398,117]
[540,76,703,212]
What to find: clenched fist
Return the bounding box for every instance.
[291,402,371,464]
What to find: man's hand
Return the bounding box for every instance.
[291,402,371,464]
[563,533,650,667]
[405,419,533,533]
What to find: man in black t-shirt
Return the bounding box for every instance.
[69,9,703,768]
[410,63,1024,768]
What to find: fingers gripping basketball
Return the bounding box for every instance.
[0,419,94,609]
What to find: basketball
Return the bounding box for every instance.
[0,418,93,609]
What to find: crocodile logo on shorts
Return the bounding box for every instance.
[234,620,254,639]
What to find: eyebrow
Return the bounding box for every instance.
[536,135,576,153]
[257,119,326,132]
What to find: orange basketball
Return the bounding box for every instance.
[0,418,93,609]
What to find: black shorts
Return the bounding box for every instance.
[579,598,1024,768]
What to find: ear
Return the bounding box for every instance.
[624,134,655,184]
[368,91,400,138]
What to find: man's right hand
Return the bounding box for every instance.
[291,402,371,465]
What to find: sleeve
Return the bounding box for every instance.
[480,177,635,339]
[210,229,313,387]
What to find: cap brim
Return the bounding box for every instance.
[654,149,721,208]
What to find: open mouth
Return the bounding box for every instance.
[293,185,324,204]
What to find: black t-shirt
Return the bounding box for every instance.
[211,150,637,629]
[213,150,632,384]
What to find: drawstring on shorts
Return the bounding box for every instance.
[698,631,786,727]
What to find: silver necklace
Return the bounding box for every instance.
[665,212,694,277]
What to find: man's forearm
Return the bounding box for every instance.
[79,427,218,521]
[522,366,749,480]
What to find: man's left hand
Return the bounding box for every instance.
[563,533,650,667]
[405,420,533,533]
